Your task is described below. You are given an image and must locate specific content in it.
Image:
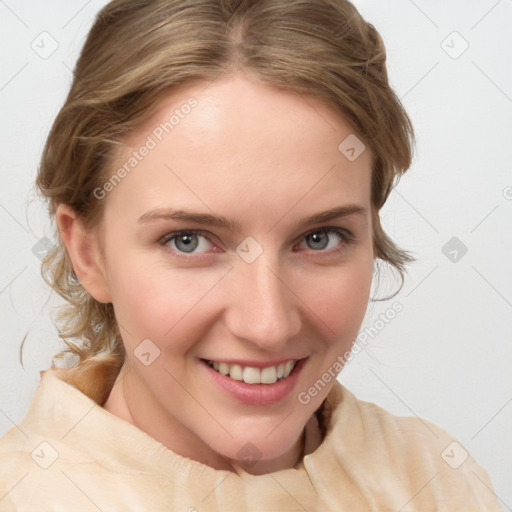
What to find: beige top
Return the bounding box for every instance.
[0,368,501,511]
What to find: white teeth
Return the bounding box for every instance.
[283,360,294,378]
[229,364,243,381]
[242,366,261,384]
[260,366,277,384]
[207,359,297,384]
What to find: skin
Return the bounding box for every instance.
[57,72,375,475]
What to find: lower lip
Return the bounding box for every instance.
[200,358,307,406]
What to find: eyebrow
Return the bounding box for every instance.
[137,204,368,232]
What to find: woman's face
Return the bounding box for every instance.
[82,73,374,472]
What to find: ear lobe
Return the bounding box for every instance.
[55,203,112,304]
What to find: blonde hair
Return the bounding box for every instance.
[33,0,415,401]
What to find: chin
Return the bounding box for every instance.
[210,428,299,467]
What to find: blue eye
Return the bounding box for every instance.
[159,227,354,259]
[161,231,213,255]
[299,228,352,252]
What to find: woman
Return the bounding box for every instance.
[0,0,501,510]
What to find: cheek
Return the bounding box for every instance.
[107,259,220,345]
[304,257,373,342]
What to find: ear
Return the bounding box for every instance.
[55,203,112,304]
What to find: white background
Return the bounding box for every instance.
[0,0,511,509]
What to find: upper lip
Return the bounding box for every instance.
[201,356,308,368]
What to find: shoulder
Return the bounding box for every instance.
[0,369,114,510]
[0,357,121,466]
[0,369,97,468]
[323,383,502,511]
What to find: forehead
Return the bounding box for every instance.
[126,73,369,157]
[104,73,372,226]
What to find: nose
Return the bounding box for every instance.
[224,252,302,353]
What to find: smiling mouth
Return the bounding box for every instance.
[202,359,299,385]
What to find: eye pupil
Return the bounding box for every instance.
[307,231,328,250]
[176,233,198,252]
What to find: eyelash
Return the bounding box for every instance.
[158,227,355,261]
